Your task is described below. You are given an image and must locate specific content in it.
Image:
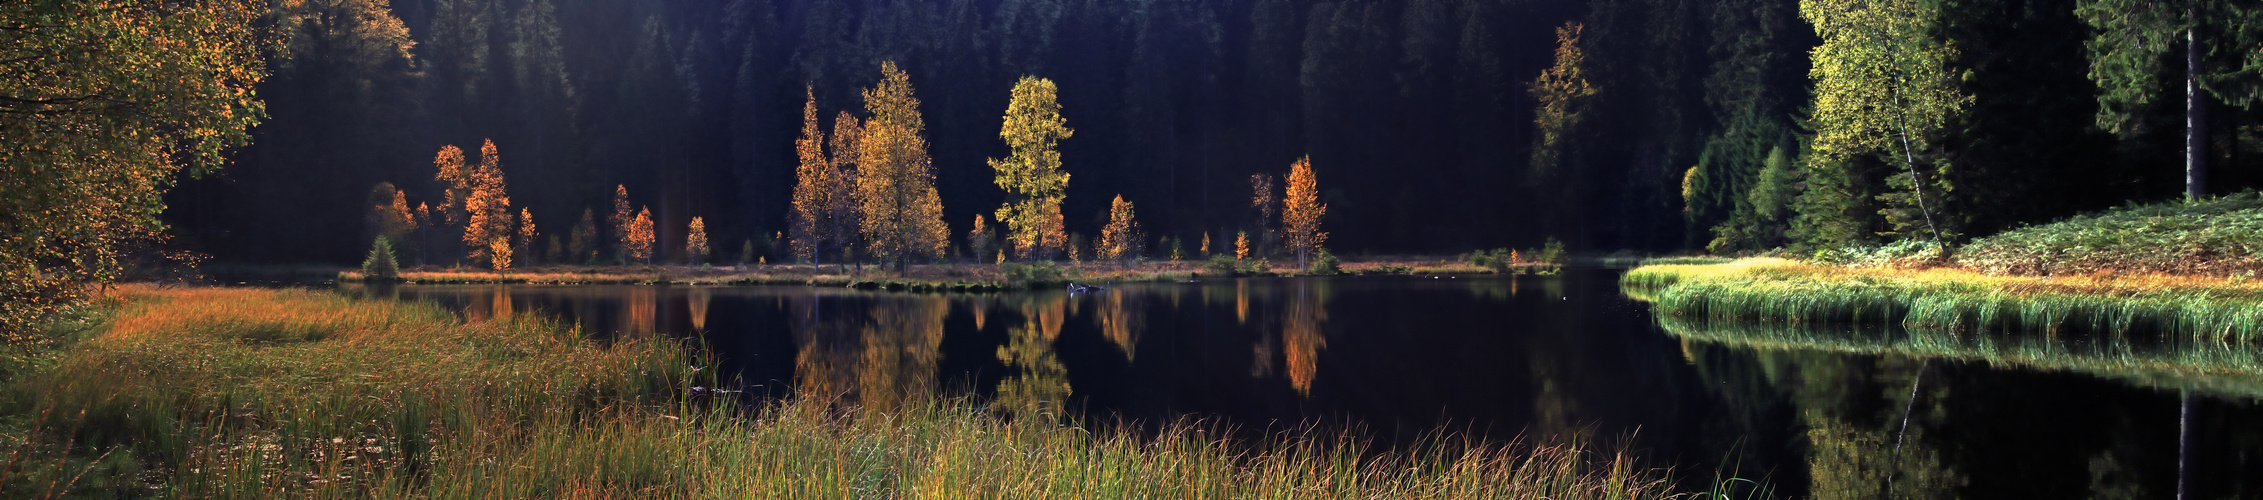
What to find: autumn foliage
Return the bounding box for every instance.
[853,61,950,270]
[435,140,517,267]
[687,216,710,265]
[1098,195,1143,262]
[990,76,1074,261]
[625,207,655,264]
[1282,156,1328,269]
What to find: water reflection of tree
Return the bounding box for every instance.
[995,294,1072,420]
[687,286,711,331]
[1096,289,1143,361]
[1806,416,1963,499]
[468,284,516,321]
[1282,278,1330,395]
[624,286,656,335]
[790,293,946,412]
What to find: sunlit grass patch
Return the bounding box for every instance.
[1623,258,2263,340]
[1956,192,2263,276]
[3,285,1684,498]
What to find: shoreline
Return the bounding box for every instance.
[1621,258,2263,340]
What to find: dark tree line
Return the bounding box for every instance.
[164,0,2261,264]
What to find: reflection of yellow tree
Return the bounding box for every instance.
[1282,279,1330,395]
[1806,415,1964,499]
[624,286,656,335]
[469,285,515,322]
[996,295,1071,420]
[789,294,947,413]
[688,286,711,331]
[1096,289,1143,361]
[857,296,947,412]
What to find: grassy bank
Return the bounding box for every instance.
[1954,192,2263,276]
[2,285,1678,498]
[1622,258,2263,340]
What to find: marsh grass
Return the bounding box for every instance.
[1623,258,2263,340]
[2,285,1681,498]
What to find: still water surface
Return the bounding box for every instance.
[341,267,2263,497]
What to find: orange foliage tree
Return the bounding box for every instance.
[1281,156,1328,269]
[434,140,514,267]
[687,216,710,265]
[853,61,949,270]
[625,207,655,264]
[1097,195,1142,262]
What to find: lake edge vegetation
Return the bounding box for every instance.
[1,285,1680,498]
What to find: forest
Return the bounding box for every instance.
[137,0,2255,269]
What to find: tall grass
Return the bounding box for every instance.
[1623,258,2263,340]
[2,285,1680,498]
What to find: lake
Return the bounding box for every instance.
[339,266,2263,497]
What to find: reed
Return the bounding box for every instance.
[1623,258,2263,340]
[3,285,1681,498]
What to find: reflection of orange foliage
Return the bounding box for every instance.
[856,296,947,412]
[995,294,1071,419]
[1282,279,1329,395]
[787,293,947,412]
[466,285,514,322]
[969,299,988,331]
[1235,279,1249,324]
[624,286,655,335]
[1096,289,1141,360]
[688,286,711,331]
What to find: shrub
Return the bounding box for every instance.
[1204,254,1239,277]
[362,236,401,280]
[1537,237,1568,264]
[1306,248,1341,276]
[1002,261,1065,285]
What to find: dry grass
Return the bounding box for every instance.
[1,285,1683,499]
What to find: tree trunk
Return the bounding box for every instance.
[2187,19,2208,201]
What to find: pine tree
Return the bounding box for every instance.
[570,208,597,264]
[1281,156,1329,269]
[1099,195,1142,262]
[854,61,950,271]
[2077,0,2263,200]
[990,76,1075,261]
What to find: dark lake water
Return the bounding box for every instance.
[340,267,2263,498]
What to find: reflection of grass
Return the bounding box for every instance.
[1656,314,2263,399]
[8,285,1682,497]
[1623,258,2263,340]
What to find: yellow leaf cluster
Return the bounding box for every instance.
[854,61,950,269]
[990,76,1075,261]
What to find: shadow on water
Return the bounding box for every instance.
[339,267,2263,497]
